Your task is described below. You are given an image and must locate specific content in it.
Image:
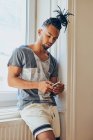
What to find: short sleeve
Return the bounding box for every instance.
[7,48,24,67]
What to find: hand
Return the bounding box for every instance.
[38,80,53,94]
[52,82,64,95]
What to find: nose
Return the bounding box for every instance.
[49,37,56,44]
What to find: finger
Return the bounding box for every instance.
[53,88,59,92]
[46,81,53,89]
[46,81,52,85]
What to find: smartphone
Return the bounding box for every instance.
[52,81,61,87]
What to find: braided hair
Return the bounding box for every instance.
[42,5,73,31]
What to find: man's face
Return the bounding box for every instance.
[38,24,60,50]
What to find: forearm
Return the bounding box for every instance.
[8,77,39,89]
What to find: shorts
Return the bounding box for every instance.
[20,103,60,139]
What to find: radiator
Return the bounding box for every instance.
[0,119,32,140]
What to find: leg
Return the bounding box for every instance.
[20,104,55,139]
[50,106,60,138]
[20,104,60,140]
[36,130,55,140]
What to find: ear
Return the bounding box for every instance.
[38,28,43,35]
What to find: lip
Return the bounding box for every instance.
[46,43,52,47]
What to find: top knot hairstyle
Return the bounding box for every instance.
[42,5,73,31]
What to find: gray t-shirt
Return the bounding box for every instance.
[8,45,58,109]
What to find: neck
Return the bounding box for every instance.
[29,41,46,54]
[28,42,49,61]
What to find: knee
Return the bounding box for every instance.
[36,130,55,140]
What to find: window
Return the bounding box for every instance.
[0,0,26,107]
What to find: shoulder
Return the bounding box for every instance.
[13,45,33,55]
[15,45,29,52]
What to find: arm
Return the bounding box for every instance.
[8,66,53,93]
[8,66,38,89]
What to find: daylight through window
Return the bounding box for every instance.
[0,0,26,93]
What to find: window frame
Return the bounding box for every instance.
[0,0,36,107]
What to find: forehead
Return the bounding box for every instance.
[43,24,60,38]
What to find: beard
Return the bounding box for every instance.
[42,44,49,50]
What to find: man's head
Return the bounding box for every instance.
[38,24,60,50]
[42,6,73,31]
[42,17,61,31]
[37,6,73,50]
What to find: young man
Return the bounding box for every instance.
[8,6,72,140]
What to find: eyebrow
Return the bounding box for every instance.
[47,31,58,39]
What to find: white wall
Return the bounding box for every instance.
[75,0,93,139]
[67,0,93,140]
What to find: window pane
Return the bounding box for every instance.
[0,0,26,92]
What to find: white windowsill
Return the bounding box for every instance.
[0,106,21,121]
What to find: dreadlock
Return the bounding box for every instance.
[42,5,73,31]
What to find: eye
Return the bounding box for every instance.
[47,35,51,38]
[46,33,51,38]
[53,37,57,41]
